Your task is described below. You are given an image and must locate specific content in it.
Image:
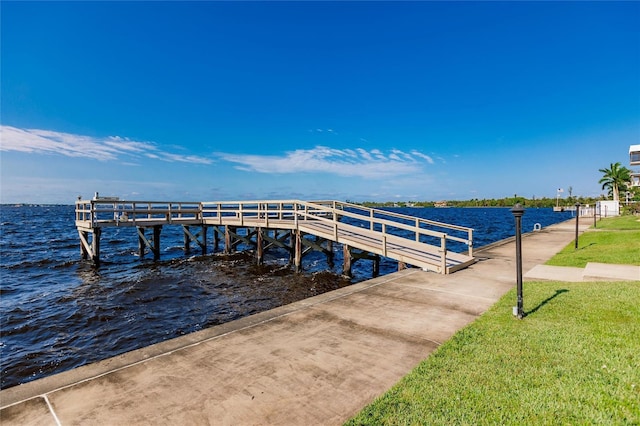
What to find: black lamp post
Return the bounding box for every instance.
[575,202,581,250]
[511,203,525,319]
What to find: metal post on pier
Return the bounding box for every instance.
[511,203,525,319]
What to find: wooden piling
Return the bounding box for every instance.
[288,231,295,267]
[184,225,191,254]
[200,226,207,255]
[213,226,220,251]
[91,228,101,266]
[153,226,161,260]
[80,231,89,260]
[326,241,334,268]
[343,244,352,277]
[256,228,264,265]
[183,225,207,255]
[294,230,302,273]
[225,226,234,254]
[137,227,145,258]
[373,255,380,278]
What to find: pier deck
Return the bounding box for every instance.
[0,219,591,425]
[74,199,476,274]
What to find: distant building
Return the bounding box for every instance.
[631,144,640,188]
[597,200,620,217]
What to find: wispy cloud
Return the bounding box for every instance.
[309,128,337,134]
[159,153,212,165]
[410,150,434,164]
[217,146,435,179]
[0,125,213,165]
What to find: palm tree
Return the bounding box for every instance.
[599,162,631,202]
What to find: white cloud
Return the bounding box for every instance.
[217,146,435,179]
[356,148,373,161]
[159,153,213,165]
[410,150,435,164]
[0,125,213,165]
[310,128,338,134]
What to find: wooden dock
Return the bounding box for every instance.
[75,198,475,275]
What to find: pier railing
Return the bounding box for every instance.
[327,201,474,257]
[75,198,474,273]
[198,200,474,268]
[75,199,203,227]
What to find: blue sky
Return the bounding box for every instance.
[1,1,639,204]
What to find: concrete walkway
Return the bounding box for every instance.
[0,219,596,425]
[525,262,640,282]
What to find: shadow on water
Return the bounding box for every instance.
[525,289,569,317]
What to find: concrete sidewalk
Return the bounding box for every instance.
[0,219,592,425]
[525,262,640,282]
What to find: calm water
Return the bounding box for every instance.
[0,205,572,389]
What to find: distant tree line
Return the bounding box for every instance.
[356,195,606,209]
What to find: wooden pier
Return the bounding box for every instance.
[75,198,476,275]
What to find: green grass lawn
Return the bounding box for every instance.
[546,216,640,267]
[346,215,640,425]
[594,214,640,231]
[346,281,640,425]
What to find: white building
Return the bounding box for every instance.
[597,200,620,217]
[631,144,640,188]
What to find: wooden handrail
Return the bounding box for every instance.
[75,198,474,267]
[78,199,471,244]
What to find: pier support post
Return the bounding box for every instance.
[287,231,295,266]
[138,227,145,258]
[201,225,207,255]
[373,255,380,278]
[343,244,352,278]
[184,225,191,254]
[153,225,161,261]
[225,226,234,254]
[136,226,161,260]
[256,228,264,265]
[213,227,220,251]
[80,231,90,260]
[294,230,302,273]
[91,228,101,266]
[182,225,207,256]
[326,240,335,268]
